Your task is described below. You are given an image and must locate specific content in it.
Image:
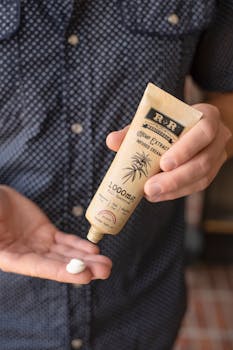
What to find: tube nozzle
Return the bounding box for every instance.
[87,226,104,244]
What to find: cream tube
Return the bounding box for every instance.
[86,83,202,243]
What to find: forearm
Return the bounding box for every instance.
[204,91,233,158]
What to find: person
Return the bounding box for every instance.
[0,1,232,349]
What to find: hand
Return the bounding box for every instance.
[106,104,232,202]
[0,186,112,283]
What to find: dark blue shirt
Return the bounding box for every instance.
[0,1,233,349]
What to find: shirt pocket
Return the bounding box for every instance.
[0,0,21,41]
[118,0,216,37]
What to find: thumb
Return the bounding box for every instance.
[106,125,130,152]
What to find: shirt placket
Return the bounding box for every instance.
[63,3,94,349]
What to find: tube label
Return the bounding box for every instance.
[145,108,184,137]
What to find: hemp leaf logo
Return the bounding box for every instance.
[122,151,151,184]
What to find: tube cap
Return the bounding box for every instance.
[87,226,104,244]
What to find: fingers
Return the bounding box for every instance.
[144,103,231,202]
[160,104,221,171]
[55,231,100,255]
[145,125,227,200]
[106,125,130,152]
[50,243,86,259]
[49,241,112,281]
[0,228,112,283]
[83,255,112,280]
[0,250,112,284]
[50,243,112,269]
[0,251,91,283]
[145,153,226,202]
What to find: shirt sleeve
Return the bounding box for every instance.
[191,0,233,92]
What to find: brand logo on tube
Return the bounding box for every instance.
[145,108,184,136]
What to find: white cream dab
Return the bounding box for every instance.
[66,259,86,274]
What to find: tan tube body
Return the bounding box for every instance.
[86,83,202,243]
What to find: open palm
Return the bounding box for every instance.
[0,186,112,283]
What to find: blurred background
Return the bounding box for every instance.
[174,77,233,350]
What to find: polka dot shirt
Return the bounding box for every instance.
[0,1,232,349]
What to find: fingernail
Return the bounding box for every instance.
[150,183,162,197]
[161,158,176,171]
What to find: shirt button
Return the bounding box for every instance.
[71,123,83,134]
[167,13,179,25]
[71,338,83,349]
[68,34,79,46]
[72,205,84,217]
